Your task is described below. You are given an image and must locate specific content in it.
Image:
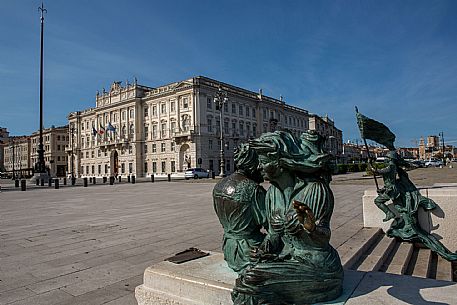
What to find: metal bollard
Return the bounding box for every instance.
[21,179,26,191]
[89,177,92,183]
[131,176,136,184]
[151,174,154,183]
[167,174,171,182]
[41,179,44,186]
[93,177,96,184]
[103,177,107,183]
[48,178,52,187]
[83,177,88,187]
[118,176,121,183]
[127,175,131,183]
[36,179,40,186]
[109,176,114,185]
[63,177,67,185]
[54,179,59,189]
[15,179,19,187]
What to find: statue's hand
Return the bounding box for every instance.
[284,211,304,235]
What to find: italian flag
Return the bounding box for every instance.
[99,123,105,135]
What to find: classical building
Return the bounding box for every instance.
[308,114,343,157]
[30,126,69,177]
[0,127,9,171]
[67,76,342,178]
[3,136,31,178]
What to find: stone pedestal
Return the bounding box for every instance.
[135,252,364,305]
[363,186,457,252]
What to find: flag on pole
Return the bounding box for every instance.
[106,122,116,133]
[98,123,105,135]
[355,107,396,150]
[92,127,98,137]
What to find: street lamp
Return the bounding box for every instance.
[214,86,228,177]
[439,131,446,166]
[70,126,75,181]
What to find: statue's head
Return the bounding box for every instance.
[249,131,302,181]
[234,143,263,183]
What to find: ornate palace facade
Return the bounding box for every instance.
[68,76,340,178]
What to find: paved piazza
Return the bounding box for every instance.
[0,177,403,304]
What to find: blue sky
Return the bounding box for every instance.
[1,0,457,147]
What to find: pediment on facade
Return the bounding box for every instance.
[173,81,193,91]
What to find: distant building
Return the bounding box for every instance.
[418,135,454,160]
[67,76,343,178]
[308,114,343,158]
[3,136,31,178]
[30,126,69,177]
[0,127,10,171]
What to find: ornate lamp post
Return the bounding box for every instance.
[70,126,75,181]
[34,3,47,178]
[214,86,228,177]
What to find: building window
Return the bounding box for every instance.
[239,122,244,136]
[246,107,250,117]
[129,124,134,138]
[239,105,243,116]
[152,125,157,138]
[232,122,236,135]
[161,103,166,114]
[152,161,157,173]
[144,107,148,117]
[144,162,148,173]
[252,108,256,118]
[144,143,148,154]
[183,97,188,108]
[129,163,133,174]
[105,164,108,174]
[207,97,212,109]
[114,113,118,122]
[144,125,149,140]
[98,149,101,157]
[86,151,89,158]
[171,161,176,172]
[161,122,167,137]
[224,103,228,112]
[98,164,101,174]
[161,142,166,152]
[209,139,213,150]
[263,108,267,120]
[152,105,157,116]
[91,151,95,158]
[171,121,176,134]
[129,109,134,118]
[121,163,125,173]
[232,103,236,114]
[86,165,89,175]
[171,141,175,152]
[122,111,126,120]
[57,145,60,151]
[161,161,166,173]
[152,143,157,153]
[171,101,176,112]
[224,121,229,134]
[226,141,230,150]
[128,145,133,154]
[207,118,212,132]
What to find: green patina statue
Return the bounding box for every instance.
[213,144,267,273]
[214,131,343,305]
[356,108,457,261]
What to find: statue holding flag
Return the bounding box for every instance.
[355,107,457,261]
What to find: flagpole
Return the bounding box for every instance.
[355,106,379,191]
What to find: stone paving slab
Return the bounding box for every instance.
[1,179,365,304]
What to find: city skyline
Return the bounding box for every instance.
[1,1,457,147]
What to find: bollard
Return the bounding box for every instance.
[151,174,154,183]
[48,178,52,187]
[89,177,92,183]
[127,175,131,183]
[118,176,121,183]
[212,171,215,179]
[83,177,88,187]
[21,179,26,191]
[103,177,107,183]
[41,179,44,186]
[15,179,19,188]
[36,179,40,186]
[93,177,96,184]
[63,177,67,185]
[71,177,76,186]
[109,176,114,185]
[54,179,59,189]
[131,176,136,184]
[167,174,171,182]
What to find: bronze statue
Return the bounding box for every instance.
[357,108,457,261]
[213,144,267,273]
[224,131,343,305]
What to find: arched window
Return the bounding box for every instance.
[129,124,134,137]
[121,125,126,137]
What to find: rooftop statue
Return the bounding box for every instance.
[214,131,343,305]
[356,108,457,261]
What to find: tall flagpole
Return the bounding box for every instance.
[355,106,379,191]
[36,3,47,175]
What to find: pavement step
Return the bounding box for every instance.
[337,227,382,269]
[385,242,414,275]
[357,235,396,272]
[412,248,432,278]
[436,255,453,281]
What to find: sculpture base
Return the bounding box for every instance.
[135,252,364,305]
[363,186,457,252]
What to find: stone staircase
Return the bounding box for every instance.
[337,227,456,282]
